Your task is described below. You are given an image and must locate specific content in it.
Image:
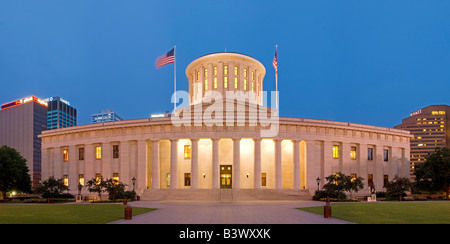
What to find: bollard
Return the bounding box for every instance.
[324,197,331,218]
[124,206,132,220]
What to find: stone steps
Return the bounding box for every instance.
[140,189,311,201]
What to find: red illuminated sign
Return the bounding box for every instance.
[1,96,48,110]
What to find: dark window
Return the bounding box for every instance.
[261,173,267,186]
[368,148,373,161]
[368,174,374,187]
[184,173,191,186]
[383,175,389,187]
[113,145,119,159]
[79,148,85,160]
[383,149,389,161]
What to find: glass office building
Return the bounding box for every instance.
[46,96,77,130]
[0,96,48,186]
[91,109,123,123]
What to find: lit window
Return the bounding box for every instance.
[184,145,191,159]
[244,78,247,90]
[63,149,69,162]
[432,111,439,115]
[224,76,228,88]
[63,175,68,186]
[95,173,102,185]
[252,81,255,92]
[244,68,247,77]
[204,68,208,77]
[113,173,119,185]
[332,172,340,185]
[214,66,217,76]
[261,173,267,186]
[439,111,446,115]
[252,71,255,80]
[214,77,217,89]
[79,174,85,186]
[234,77,238,89]
[196,71,200,81]
[333,145,339,159]
[95,146,102,160]
[234,66,238,75]
[224,65,228,75]
[204,79,208,91]
[350,147,357,160]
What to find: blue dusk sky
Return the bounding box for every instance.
[1,1,449,127]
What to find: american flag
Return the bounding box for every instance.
[273,49,277,75]
[155,48,175,68]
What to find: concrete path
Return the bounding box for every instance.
[109,200,355,224]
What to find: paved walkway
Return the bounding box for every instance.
[109,200,355,224]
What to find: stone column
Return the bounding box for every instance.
[212,138,220,189]
[151,140,160,189]
[54,147,62,178]
[275,139,282,189]
[253,138,262,189]
[41,148,49,180]
[102,143,111,180]
[170,139,178,189]
[136,140,147,193]
[233,138,241,189]
[191,138,199,189]
[68,145,78,192]
[293,140,301,190]
[120,141,130,188]
[85,144,94,182]
[374,144,384,190]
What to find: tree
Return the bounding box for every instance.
[322,172,364,200]
[384,175,411,200]
[0,145,32,200]
[414,147,450,199]
[85,177,106,200]
[104,178,126,201]
[34,176,69,201]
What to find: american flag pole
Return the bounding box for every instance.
[174,45,176,112]
[274,45,278,116]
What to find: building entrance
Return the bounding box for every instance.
[220,165,232,189]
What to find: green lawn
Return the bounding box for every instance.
[298,201,450,224]
[0,204,156,224]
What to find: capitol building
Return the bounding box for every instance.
[40,52,411,200]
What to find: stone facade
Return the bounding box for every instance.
[39,52,411,199]
[39,116,410,197]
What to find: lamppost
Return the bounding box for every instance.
[132,177,136,201]
[316,177,321,191]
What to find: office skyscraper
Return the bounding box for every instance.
[91,109,123,123]
[0,96,48,186]
[45,96,77,130]
[394,105,450,177]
